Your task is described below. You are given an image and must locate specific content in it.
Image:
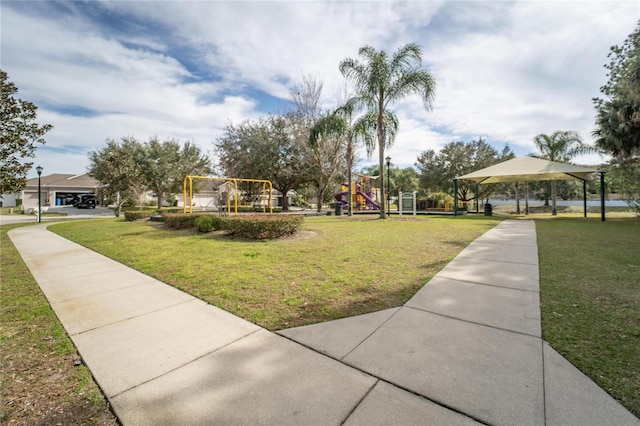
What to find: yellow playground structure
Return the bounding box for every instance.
[334,174,381,211]
[183,176,274,214]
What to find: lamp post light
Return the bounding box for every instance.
[385,156,391,216]
[36,165,43,223]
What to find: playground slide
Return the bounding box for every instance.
[357,191,380,209]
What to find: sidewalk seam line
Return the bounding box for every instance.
[109,328,262,399]
[339,379,378,426]
[277,334,489,425]
[48,279,158,303]
[70,298,197,336]
[431,274,540,294]
[455,254,539,266]
[403,305,542,339]
[340,307,402,360]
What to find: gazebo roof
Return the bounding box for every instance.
[456,156,600,184]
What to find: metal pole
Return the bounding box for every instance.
[600,171,606,222]
[583,179,587,218]
[386,157,391,216]
[36,166,43,223]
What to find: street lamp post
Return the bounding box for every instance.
[385,156,391,216]
[36,165,43,223]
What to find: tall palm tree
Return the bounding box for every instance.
[532,130,595,215]
[339,43,436,218]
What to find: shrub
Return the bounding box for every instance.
[124,211,151,222]
[223,215,303,239]
[194,215,223,233]
[164,213,225,229]
[164,213,202,229]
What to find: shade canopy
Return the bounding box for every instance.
[456,156,600,184]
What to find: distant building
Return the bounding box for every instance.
[19,173,100,208]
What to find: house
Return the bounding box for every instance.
[19,173,100,208]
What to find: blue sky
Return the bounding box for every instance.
[2,1,638,178]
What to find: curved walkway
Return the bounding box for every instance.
[8,220,639,425]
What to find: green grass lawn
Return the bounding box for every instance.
[536,218,640,417]
[5,214,638,420]
[49,215,500,330]
[0,223,116,424]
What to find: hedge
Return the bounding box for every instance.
[222,215,303,239]
[124,211,152,221]
[194,215,223,233]
[163,213,303,239]
[163,213,214,229]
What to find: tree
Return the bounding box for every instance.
[292,75,346,212]
[0,70,53,195]
[215,113,312,211]
[216,118,273,179]
[308,112,347,211]
[391,166,420,195]
[593,21,640,159]
[88,137,145,217]
[139,138,212,209]
[339,43,436,218]
[592,21,640,216]
[416,138,514,204]
[605,158,640,216]
[309,103,374,215]
[531,130,595,215]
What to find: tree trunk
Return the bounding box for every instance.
[280,188,290,211]
[347,140,353,216]
[316,183,324,212]
[544,182,550,206]
[377,105,386,219]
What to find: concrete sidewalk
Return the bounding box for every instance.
[9,220,639,425]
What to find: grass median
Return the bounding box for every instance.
[536,217,640,417]
[0,223,116,425]
[49,215,500,330]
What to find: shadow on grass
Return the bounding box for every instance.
[275,277,432,331]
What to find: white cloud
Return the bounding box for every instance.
[1,1,638,178]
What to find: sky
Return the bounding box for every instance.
[2,0,639,179]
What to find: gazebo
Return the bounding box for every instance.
[454,156,605,221]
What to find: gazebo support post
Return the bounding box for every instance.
[600,171,606,222]
[453,179,458,217]
[583,179,587,218]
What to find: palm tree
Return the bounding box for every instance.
[532,130,595,215]
[339,43,436,218]
[310,104,375,215]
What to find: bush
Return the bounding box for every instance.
[223,215,303,239]
[124,211,151,222]
[164,213,204,229]
[194,215,223,233]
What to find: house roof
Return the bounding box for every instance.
[25,173,99,188]
[456,157,600,184]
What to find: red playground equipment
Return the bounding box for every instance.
[335,174,380,211]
